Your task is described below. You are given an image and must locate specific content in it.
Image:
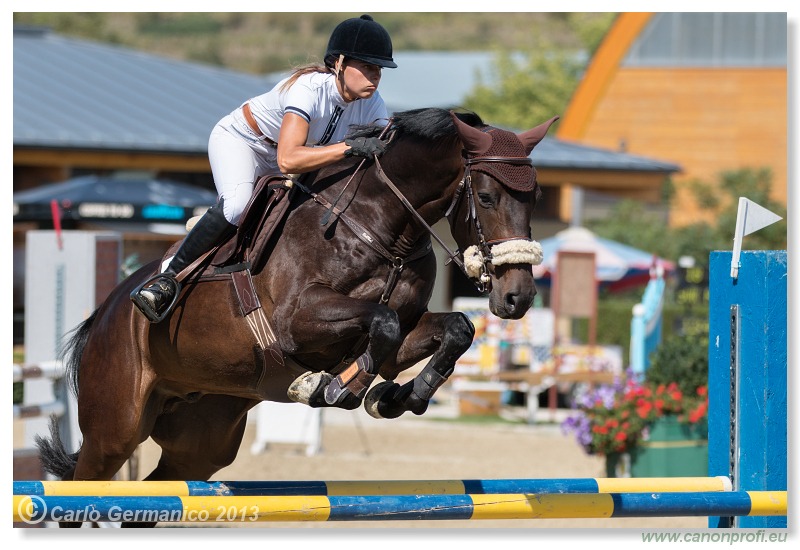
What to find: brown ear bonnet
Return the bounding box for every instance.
[469,128,537,193]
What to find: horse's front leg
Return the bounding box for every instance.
[281,285,403,410]
[365,310,474,419]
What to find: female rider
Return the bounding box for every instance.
[132,15,396,322]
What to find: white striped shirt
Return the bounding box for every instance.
[241,71,389,147]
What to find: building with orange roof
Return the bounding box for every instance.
[558,12,787,226]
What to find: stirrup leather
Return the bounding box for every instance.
[130,275,182,323]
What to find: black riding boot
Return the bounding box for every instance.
[131,200,236,322]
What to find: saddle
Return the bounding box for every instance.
[155,174,296,334]
[164,175,295,286]
[152,176,311,392]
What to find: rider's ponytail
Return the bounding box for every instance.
[279,63,333,93]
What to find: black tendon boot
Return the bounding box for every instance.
[130,200,236,322]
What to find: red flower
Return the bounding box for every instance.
[564,375,708,457]
[688,402,708,423]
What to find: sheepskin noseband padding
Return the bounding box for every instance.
[463,239,543,279]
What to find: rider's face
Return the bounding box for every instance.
[339,59,382,102]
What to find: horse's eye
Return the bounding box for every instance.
[477,192,495,207]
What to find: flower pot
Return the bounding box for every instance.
[605,452,633,478]
[630,415,708,477]
[603,416,707,478]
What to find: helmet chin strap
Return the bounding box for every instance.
[334,54,360,102]
[334,54,345,76]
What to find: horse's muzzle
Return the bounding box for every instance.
[488,265,536,320]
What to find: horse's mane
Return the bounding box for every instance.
[348,108,485,143]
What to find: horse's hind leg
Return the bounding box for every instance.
[71,376,159,483]
[114,395,254,528]
[365,311,474,419]
[63,377,159,528]
[147,394,256,480]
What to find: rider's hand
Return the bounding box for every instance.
[344,136,386,158]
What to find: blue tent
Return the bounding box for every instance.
[532,226,675,292]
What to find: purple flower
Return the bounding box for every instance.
[561,412,594,452]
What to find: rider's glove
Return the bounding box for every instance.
[344,136,387,158]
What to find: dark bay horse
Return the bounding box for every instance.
[37,108,557,515]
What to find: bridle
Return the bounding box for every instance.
[294,123,543,298]
[373,147,542,294]
[444,154,541,292]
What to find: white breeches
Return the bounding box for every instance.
[208,115,280,226]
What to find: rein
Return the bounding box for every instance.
[292,132,544,299]
[373,157,468,274]
[292,176,432,306]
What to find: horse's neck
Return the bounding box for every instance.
[302,140,461,256]
[377,140,463,226]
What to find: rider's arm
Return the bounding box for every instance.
[277,113,348,174]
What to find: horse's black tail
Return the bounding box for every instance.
[34,309,98,479]
[35,417,79,479]
[60,308,98,398]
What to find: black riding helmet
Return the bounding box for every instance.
[325,14,397,69]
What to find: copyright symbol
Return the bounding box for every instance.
[17,495,46,525]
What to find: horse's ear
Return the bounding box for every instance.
[518,116,560,154]
[450,111,492,155]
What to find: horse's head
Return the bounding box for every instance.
[449,112,558,319]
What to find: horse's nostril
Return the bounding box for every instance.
[505,292,518,312]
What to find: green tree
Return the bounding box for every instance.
[589,167,787,268]
[460,13,615,129]
[565,12,617,54]
[462,45,583,130]
[587,198,677,261]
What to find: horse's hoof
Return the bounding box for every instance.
[287,371,332,406]
[407,393,430,416]
[335,393,364,411]
[364,381,406,419]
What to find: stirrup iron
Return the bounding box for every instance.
[130,274,182,323]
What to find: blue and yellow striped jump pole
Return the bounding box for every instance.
[14,476,732,497]
[13,491,787,523]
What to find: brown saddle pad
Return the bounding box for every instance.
[163,175,296,282]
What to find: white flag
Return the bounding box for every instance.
[730,197,782,278]
[739,197,783,236]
